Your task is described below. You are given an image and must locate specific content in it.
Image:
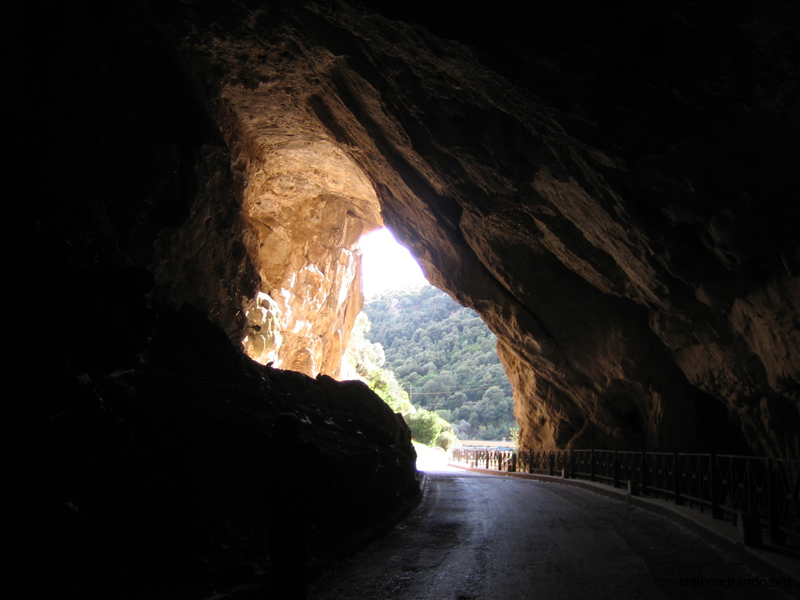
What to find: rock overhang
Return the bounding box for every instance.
[156,0,800,459]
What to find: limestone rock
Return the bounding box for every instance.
[229,101,382,375]
[242,291,283,363]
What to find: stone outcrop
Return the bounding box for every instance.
[13,302,417,597]
[152,0,798,459]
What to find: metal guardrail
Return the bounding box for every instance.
[450,448,800,549]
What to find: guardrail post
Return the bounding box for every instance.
[641,451,648,496]
[613,451,619,488]
[674,452,683,505]
[511,451,517,473]
[767,458,785,545]
[570,449,575,479]
[548,451,554,476]
[710,453,722,519]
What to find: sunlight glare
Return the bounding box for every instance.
[360,228,429,298]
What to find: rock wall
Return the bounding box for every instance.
[221,80,383,375]
[158,0,799,459]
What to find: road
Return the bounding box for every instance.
[308,460,796,600]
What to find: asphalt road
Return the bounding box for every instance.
[308,462,796,600]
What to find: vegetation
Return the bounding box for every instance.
[353,285,516,442]
[342,311,454,448]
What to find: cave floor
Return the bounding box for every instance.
[305,464,796,600]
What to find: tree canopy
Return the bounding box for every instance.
[360,285,516,441]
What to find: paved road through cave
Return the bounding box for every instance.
[308,462,795,600]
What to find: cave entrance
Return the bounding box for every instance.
[224,98,515,444]
[348,227,517,446]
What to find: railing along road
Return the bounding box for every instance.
[451,447,800,549]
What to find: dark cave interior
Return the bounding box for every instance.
[12,0,798,596]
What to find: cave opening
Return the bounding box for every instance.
[359,227,428,299]
[239,188,519,445]
[352,227,518,445]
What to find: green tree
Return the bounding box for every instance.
[369,367,414,415]
[342,313,385,377]
[405,409,446,446]
[482,385,505,404]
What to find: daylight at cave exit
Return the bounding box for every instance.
[360,228,429,298]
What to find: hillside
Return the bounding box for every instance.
[362,286,516,441]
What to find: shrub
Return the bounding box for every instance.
[435,429,459,451]
[405,409,446,446]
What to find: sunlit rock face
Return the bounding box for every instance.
[224,87,382,375]
[162,0,799,459]
[242,291,283,364]
[182,54,381,376]
[150,14,383,377]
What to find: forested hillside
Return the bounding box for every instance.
[362,286,516,441]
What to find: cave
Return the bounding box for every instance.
[14,0,799,596]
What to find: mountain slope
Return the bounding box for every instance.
[363,286,516,441]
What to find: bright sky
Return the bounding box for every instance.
[360,228,429,298]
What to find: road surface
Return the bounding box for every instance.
[308,460,796,600]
